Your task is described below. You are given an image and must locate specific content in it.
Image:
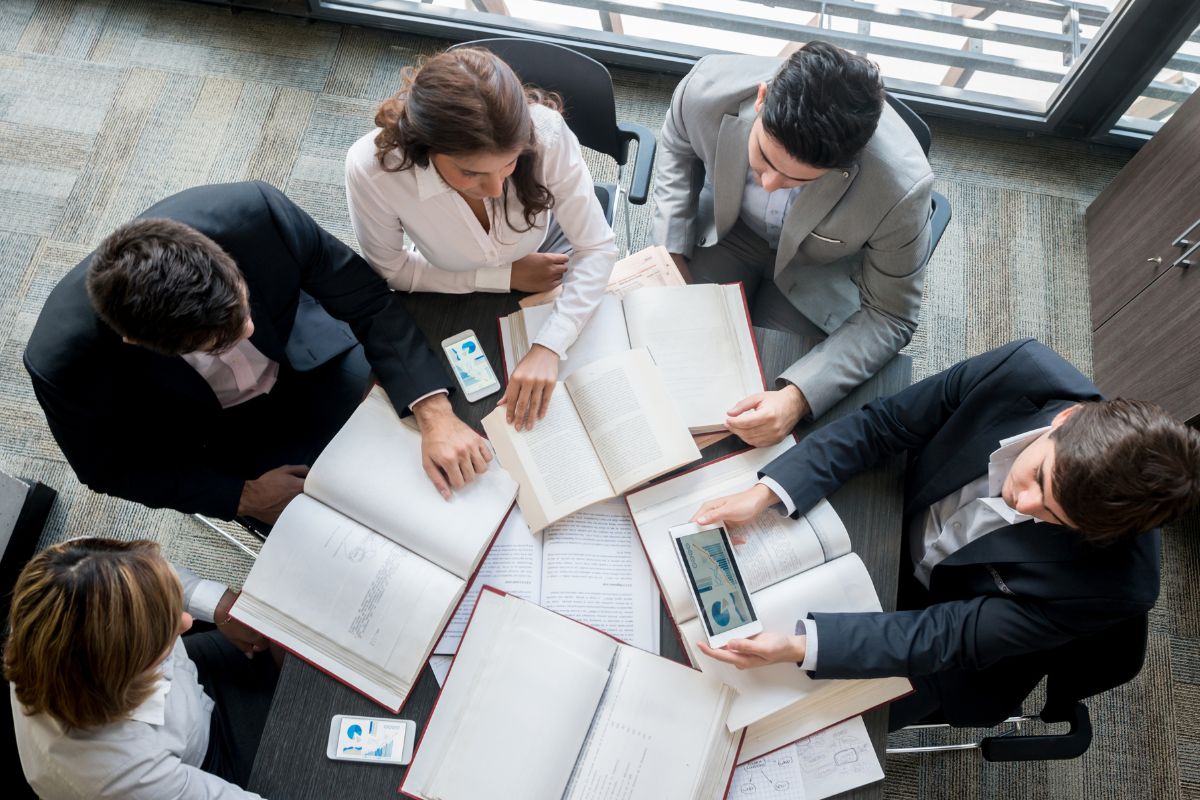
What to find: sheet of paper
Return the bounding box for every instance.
[541,498,661,653]
[434,509,543,655]
[504,295,630,380]
[428,655,453,687]
[728,717,883,800]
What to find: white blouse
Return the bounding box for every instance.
[345,103,617,357]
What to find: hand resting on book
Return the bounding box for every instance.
[724,385,811,447]
[696,631,807,670]
[691,483,779,540]
[498,344,561,432]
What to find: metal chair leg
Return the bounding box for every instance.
[193,514,259,560]
[886,715,1039,755]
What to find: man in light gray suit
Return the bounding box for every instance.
[652,42,933,445]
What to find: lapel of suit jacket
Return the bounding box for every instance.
[774,163,859,278]
[939,518,1090,568]
[713,106,753,240]
[246,287,287,365]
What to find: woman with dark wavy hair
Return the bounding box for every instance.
[346,47,617,431]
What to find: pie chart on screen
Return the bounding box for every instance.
[462,341,477,353]
[711,600,731,627]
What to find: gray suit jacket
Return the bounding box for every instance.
[652,54,934,417]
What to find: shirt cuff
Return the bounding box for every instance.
[475,265,512,293]
[188,579,228,624]
[409,388,450,412]
[757,476,796,516]
[795,617,818,672]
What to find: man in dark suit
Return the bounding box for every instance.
[24,182,492,524]
[690,339,1200,728]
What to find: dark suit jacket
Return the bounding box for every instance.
[24,182,450,519]
[760,338,1161,725]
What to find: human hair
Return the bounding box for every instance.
[4,538,184,730]
[86,218,249,356]
[373,47,560,231]
[761,41,885,169]
[1052,399,1200,544]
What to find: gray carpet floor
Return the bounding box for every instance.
[0,1,1195,797]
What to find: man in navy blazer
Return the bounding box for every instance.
[24,182,492,524]
[691,339,1200,727]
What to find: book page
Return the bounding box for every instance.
[731,716,883,800]
[237,496,464,709]
[502,294,631,380]
[565,348,699,494]
[679,554,893,733]
[483,390,615,532]
[604,245,687,299]
[433,507,543,655]
[518,245,685,308]
[564,644,739,800]
[405,592,619,800]
[622,284,762,433]
[304,387,518,579]
[541,499,661,653]
[625,442,795,623]
[730,499,851,592]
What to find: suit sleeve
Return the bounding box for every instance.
[778,173,934,418]
[256,182,451,413]
[761,338,1039,517]
[651,61,706,257]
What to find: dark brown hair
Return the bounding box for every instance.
[4,538,184,730]
[1053,398,1200,544]
[86,218,249,356]
[373,47,560,231]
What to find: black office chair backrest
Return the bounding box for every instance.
[449,38,627,165]
[1043,612,1148,718]
[885,93,931,158]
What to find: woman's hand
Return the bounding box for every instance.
[511,252,569,293]
[214,590,269,658]
[696,631,806,670]
[499,345,560,431]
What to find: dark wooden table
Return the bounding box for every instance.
[248,291,911,799]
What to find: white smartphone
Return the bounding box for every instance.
[441,329,501,402]
[326,715,416,765]
[670,522,763,648]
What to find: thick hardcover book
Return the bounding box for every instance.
[500,282,765,434]
[626,444,912,763]
[231,387,518,712]
[401,587,743,800]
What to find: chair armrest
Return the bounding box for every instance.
[617,122,656,205]
[979,701,1092,762]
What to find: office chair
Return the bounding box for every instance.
[888,613,1148,761]
[885,93,952,260]
[448,38,657,256]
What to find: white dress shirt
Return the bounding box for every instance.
[182,340,279,409]
[739,166,803,250]
[762,426,1049,671]
[11,567,261,800]
[345,103,617,357]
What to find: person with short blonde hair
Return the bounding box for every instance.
[6,538,277,799]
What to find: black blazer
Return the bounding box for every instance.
[761,339,1161,725]
[24,182,450,519]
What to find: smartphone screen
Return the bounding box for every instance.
[333,716,411,763]
[675,527,758,636]
[443,334,500,396]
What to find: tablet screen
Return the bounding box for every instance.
[675,526,758,636]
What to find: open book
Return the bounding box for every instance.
[401,589,742,800]
[483,348,700,532]
[519,244,686,308]
[231,388,518,712]
[626,444,912,763]
[500,283,764,433]
[434,499,661,655]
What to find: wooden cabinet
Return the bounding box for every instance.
[1087,88,1200,421]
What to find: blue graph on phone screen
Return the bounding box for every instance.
[449,338,495,390]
